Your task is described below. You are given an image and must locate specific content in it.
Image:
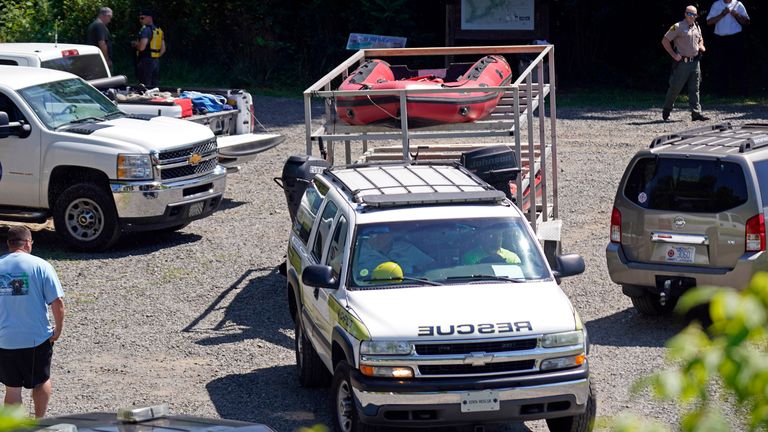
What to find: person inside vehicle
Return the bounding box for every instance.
[462,229,521,265]
[354,229,434,278]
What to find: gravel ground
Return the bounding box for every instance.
[8,98,767,431]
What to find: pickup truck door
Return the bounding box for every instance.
[0,91,41,208]
[301,200,340,359]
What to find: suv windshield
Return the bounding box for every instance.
[350,217,550,289]
[624,157,748,212]
[18,78,122,130]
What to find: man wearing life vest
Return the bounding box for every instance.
[133,8,165,88]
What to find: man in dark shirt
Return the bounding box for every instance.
[86,7,113,70]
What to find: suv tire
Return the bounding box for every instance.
[295,318,330,387]
[53,183,120,251]
[545,379,596,432]
[629,291,678,316]
[331,361,374,432]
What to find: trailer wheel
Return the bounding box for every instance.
[53,183,120,251]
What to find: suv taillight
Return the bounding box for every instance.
[610,207,621,243]
[745,214,765,252]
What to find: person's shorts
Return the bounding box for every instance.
[0,340,53,389]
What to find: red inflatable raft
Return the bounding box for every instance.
[336,55,513,127]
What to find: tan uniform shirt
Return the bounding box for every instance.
[664,20,702,58]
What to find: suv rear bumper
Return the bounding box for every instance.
[606,242,766,292]
[350,365,590,426]
[110,165,226,231]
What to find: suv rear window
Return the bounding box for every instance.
[41,54,108,80]
[624,157,748,212]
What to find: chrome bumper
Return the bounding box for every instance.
[110,165,227,218]
[353,378,590,408]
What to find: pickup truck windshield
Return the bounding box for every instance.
[350,217,550,289]
[18,78,122,130]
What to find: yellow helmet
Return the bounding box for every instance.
[371,261,403,282]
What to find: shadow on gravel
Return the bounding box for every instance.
[1,225,203,260]
[185,265,294,350]
[207,364,331,431]
[218,197,249,211]
[585,308,686,348]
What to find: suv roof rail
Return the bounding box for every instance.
[650,123,733,148]
[325,162,507,209]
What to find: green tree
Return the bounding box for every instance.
[605,272,768,431]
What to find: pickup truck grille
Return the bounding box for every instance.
[419,359,535,376]
[160,158,218,180]
[155,139,218,181]
[415,338,538,355]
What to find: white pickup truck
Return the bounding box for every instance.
[0,66,226,251]
[0,42,283,171]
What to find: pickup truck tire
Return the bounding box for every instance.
[53,183,120,251]
[545,379,596,432]
[629,290,678,316]
[296,318,331,387]
[331,361,374,432]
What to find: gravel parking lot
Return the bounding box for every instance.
[10,98,767,431]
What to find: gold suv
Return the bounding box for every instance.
[606,123,768,315]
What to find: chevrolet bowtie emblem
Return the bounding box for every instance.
[464,352,494,367]
[189,153,202,166]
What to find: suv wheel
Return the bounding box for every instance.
[295,318,330,387]
[331,361,374,432]
[629,290,678,316]
[53,183,120,251]
[545,379,596,432]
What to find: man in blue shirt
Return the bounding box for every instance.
[0,226,64,418]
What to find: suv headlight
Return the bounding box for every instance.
[360,340,413,355]
[117,154,152,180]
[541,330,584,348]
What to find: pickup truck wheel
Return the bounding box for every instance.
[295,318,330,387]
[53,183,120,251]
[331,361,373,432]
[630,292,678,316]
[545,379,596,432]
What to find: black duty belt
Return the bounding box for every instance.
[681,54,701,63]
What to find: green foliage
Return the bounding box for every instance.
[0,405,35,430]
[605,273,768,431]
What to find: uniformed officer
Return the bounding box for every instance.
[661,5,710,122]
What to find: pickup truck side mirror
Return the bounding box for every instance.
[552,253,585,283]
[0,112,31,139]
[302,265,339,290]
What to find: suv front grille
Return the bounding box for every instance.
[415,338,538,355]
[419,359,535,376]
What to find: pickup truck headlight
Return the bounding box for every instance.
[360,340,413,355]
[117,154,152,180]
[540,330,584,348]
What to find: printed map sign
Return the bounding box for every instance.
[347,33,407,50]
[461,0,535,31]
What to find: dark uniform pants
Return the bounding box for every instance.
[663,60,702,115]
[137,57,160,89]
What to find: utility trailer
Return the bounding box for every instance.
[302,44,563,263]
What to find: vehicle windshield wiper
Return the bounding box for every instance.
[104,111,124,119]
[69,116,106,124]
[446,274,526,283]
[367,276,443,286]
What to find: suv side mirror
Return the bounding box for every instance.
[302,265,339,289]
[552,254,585,282]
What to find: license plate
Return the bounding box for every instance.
[664,245,695,263]
[188,201,205,217]
[460,390,499,413]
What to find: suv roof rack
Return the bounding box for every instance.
[325,162,507,208]
[650,122,768,153]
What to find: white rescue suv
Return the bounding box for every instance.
[285,162,594,431]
